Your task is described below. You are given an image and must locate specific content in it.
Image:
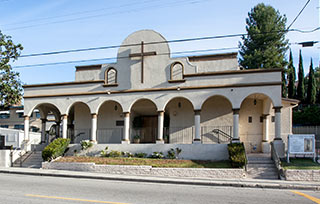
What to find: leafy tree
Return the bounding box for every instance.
[296,50,305,102]
[239,3,288,69]
[0,30,23,108]
[306,59,316,104]
[287,50,296,98]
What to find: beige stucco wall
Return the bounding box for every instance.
[240,98,264,152]
[190,58,238,73]
[165,98,194,144]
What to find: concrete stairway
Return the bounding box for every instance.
[246,153,279,180]
[13,143,46,168]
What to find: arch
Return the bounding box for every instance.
[170,61,184,80]
[27,102,61,120]
[162,96,195,111]
[96,99,123,114]
[66,101,92,116]
[200,94,233,110]
[105,67,117,84]
[128,98,158,113]
[239,93,275,108]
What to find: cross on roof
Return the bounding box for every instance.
[129,41,157,83]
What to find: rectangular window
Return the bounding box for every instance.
[0,113,10,119]
[14,124,24,130]
[0,125,9,128]
[36,112,41,118]
[248,116,252,123]
[116,120,124,126]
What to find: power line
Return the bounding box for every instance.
[13,47,239,69]
[287,0,311,29]
[19,27,319,58]
[0,0,160,27]
[3,0,211,31]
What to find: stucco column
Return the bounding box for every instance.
[122,112,130,144]
[273,106,285,158]
[62,115,68,139]
[91,114,97,143]
[56,122,61,138]
[232,109,240,142]
[274,107,282,140]
[41,119,47,143]
[262,114,270,153]
[156,111,164,144]
[262,114,270,142]
[24,116,30,141]
[193,110,201,144]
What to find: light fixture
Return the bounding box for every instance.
[254,99,257,105]
[114,105,118,111]
[178,102,181,108]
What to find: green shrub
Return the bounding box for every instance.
[150,152,164,159]
[134,152,147,158]
[227,143,247,168]
[42,138,70,161]
[80,140,93,150]
[108,150,122,157]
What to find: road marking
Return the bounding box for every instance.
[25,194,130,204]
[291,191,320,204]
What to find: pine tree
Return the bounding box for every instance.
[297,50,305,102]
[306,59,316,104]
[239,3,288,69]
[287,50,296,98]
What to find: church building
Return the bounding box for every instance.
[23,30,298,156]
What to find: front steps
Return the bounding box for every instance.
[246,154,279,180]
[13,143,46,168]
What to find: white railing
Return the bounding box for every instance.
[97,128,122,144]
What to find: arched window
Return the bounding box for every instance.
[170,62,184,81]
[105,67,117,85]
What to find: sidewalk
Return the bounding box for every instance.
[0,167,319,191]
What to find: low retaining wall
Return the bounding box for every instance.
[67,143,229,161]
[42,162,245,179]
[285,169,320,181]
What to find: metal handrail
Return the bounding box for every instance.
[212,129,232,143]
[271,142,284,179]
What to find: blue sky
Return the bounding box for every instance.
[0,0,319,84]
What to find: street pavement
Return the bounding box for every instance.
[0,173,320,204]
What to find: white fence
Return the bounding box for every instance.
[0,127,41,149]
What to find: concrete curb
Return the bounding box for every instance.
[0,168,319,191]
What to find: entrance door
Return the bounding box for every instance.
[141,116,157,143]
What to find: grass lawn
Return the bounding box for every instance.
[57,156,233,168]
[281,158,320,170]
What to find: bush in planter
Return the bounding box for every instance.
[42,138,70,161]
[227,142,247,168]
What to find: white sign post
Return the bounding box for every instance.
[287,134,316,163]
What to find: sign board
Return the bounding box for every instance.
[287,134,316,163]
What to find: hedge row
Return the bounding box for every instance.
[42,138,70,161]
[227,142,247,168]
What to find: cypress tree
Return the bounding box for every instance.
[307,59,316,104]
[297,50,305,102]
[287,50,296,98]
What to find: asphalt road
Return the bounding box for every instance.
[0,173,319,204]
